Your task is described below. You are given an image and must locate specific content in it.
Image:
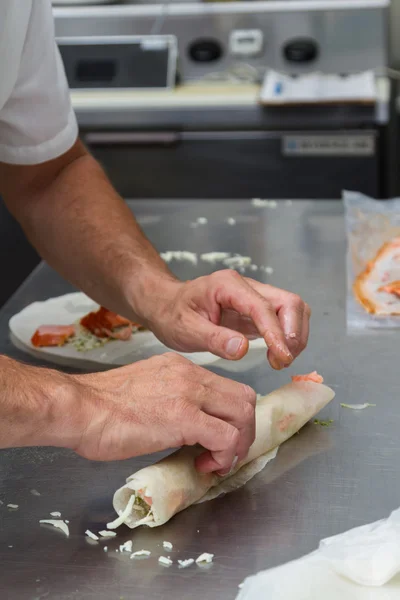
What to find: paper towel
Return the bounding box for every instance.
[237,507,400,599]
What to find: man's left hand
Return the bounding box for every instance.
[142,271,311,370]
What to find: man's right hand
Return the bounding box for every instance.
[43,354,256,475]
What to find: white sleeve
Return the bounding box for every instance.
[0,1,78,165]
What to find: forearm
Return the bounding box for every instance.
[0,356,79,450]
[5,146,177,324]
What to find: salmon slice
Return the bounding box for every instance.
[80,307,136,339]
[31,325,75,348]
[291,371,324,384]
[378,280,400,298]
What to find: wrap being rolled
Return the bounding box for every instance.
[108,374,335,530]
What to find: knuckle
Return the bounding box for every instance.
[288,293,304,311]
[241,401,255,422]
[242,384,257,406]
[224,425,240,449]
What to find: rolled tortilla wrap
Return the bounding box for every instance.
[110,378,335,529]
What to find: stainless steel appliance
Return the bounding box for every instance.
[53,0,391,200]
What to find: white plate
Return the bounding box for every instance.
[9,292,267,371]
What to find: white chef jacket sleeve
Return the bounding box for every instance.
[0,1,78,165]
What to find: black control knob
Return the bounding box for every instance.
[188,39,223,62]
[283,38,319,63]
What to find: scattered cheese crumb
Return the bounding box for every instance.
[30,490,41,497]
[163,541,173,551]
[99,530,117,538]
[7,504,18,509]
[85,530,99,541]
[120,540,133,553]
[196,553,214,565]
[50,512,61,518]
[159,556,173,566]
[223,255,252,268]
[196,217,208,225]
[130,550,151,558]
[104,546,108,552]
[65,520,70,524]
[8,545,13,548]
[227,218,236,225]
[251,198,277,208]
[200,252,230,264]
[264,266,274,275]
[160,251,198,266]
[39,519,69,537]
[341,403,376,410]
[178,558,194,568]
[250,264,258,271]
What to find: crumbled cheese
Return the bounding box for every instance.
[200,252,231,264]
[158,556,173,566]
[163,541,173,551]
[65,520,70,524]
[227,218,236,225]
[99,530,117,538]
[160,251,198,266]
[39,519,69,537]
[8,545,13,548]
[30,490,41,497]
[251,198,277,208]
[222,255,252,268]
[103,546,108,552]
[85,530,99,541]
[107,494,135,529]
[50,511,61,518]
[196,553,214,564]
[130,550,151,559]
[178,558,194,568]
[7,504,18,509]
[120,540,133,553]
[196,217,208,225]
[239,267,246,274]
[341,403,376,410]
[264,266,274,275]
[250,264,258,271]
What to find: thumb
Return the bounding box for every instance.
[189,318,250,360]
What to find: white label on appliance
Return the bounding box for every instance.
[282,135,375,157]
[229,29,263,57]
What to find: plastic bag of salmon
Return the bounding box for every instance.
[344,190,400,330]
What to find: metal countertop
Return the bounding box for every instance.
[0,199,399,600]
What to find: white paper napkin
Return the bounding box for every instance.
[237,507,400,599]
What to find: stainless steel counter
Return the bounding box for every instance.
[1,199,399,600]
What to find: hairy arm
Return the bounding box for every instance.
[0,139,176,325]
[0,355,79,450]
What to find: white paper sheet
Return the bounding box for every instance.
[236,507,400,600]
[9,292,267,370]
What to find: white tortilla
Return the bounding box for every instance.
[9,292,266,370]
[112,379,335,529]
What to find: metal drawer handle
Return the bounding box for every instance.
[84,132,180,146]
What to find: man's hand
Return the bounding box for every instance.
[138,271,311,370]
[0,354,255,475]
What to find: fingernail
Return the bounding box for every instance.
[217,456,238,477]
[226,337,243,357]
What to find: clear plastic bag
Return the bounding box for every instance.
[344,190,400,331]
